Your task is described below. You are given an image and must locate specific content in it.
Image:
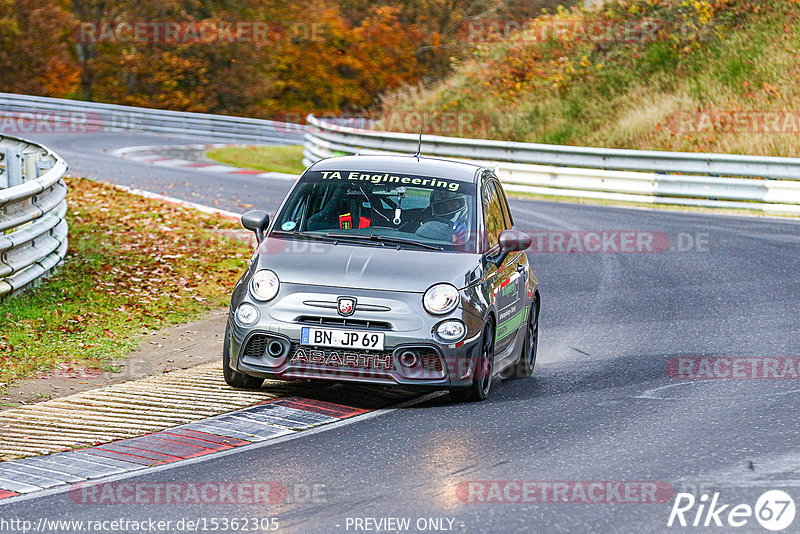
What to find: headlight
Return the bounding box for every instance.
[435,320,467,343]
[250,269,280,301]
[236,303,259,325]
[423,283,460,315]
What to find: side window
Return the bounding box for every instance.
[482,181,505,249]
[494,181,514,229]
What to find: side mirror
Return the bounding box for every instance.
[488,229,532,266]
[241,210,270,244]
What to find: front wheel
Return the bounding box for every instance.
[503,297,539,379]
[223,324,264,389]
[450,323,494,403]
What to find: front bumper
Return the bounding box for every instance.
[228,283,483,388]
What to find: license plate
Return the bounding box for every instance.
[301,327,385,351]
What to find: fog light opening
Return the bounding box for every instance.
[399,350,420,368]
[267,340,285,358]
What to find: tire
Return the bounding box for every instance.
[223,324,265,389]
[501,297,539,379]
[450,323,495,402]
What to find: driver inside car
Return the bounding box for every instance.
[414,189,470,245]
[307,187,372,231]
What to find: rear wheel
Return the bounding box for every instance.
[450,323,494,403]
[223,324,264,389]
[502,297,539,379]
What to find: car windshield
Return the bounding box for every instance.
[272,170,477,252]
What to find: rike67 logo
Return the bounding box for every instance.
[668,490,796,531]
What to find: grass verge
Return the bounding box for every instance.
[383,0,800,157]
[206,145,305,174]
[0,177,251,388]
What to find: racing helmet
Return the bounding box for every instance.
[430,189,468,220]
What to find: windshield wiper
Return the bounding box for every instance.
[324,233,444,251]
[272,230,342,243]
[274,230,444,251]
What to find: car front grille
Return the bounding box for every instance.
[243,335,270,358]
[420,349,444,373]
[296,316,392,331]
[288,345,396,372]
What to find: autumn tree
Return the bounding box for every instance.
[0,0,79,97]
[1,0,560,117]
[337,0,579,79]
[70,0,130,99]
[264,1,424,116]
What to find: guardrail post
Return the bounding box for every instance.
[5,145,22,187]
[22,150,41,182]
[37,156,55,177]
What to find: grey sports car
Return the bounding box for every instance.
[224,155,539,401]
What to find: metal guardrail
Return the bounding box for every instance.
[303,115,800,214]
[0,92,305,144]
[0,135,68,299]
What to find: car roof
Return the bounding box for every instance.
[306,155,486,183]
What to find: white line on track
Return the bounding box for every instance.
[635,381,800,400]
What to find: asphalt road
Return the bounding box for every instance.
[3,131,800,533]
[22,131,293,214]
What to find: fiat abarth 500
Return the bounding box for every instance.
[224,154,539,401]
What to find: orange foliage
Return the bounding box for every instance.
[267,2,423,115]
[0,0,513,116]
[0,0,79,97]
